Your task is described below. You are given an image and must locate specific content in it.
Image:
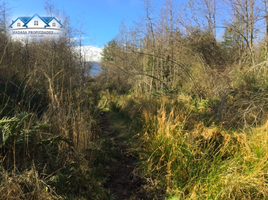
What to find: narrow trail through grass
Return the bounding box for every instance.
[100,112,146,200]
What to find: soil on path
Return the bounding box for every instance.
[99,112,146,200]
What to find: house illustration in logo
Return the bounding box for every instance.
[9,14,63,39]
[9,13,63,30]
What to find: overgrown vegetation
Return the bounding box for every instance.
[95,0,268,199]
[0,2,113,199]
[3,0,268,199]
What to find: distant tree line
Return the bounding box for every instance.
[100,0,268,97]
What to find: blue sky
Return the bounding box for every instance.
[8,0,166,48]
[7,0,233,49]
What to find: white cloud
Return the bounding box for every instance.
[73,45,102,62]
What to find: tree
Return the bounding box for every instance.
[224,0,260,66]
[261,0,268,61]
[101,40,118,63]
[197,0,217,36]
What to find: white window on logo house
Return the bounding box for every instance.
[34,21,38,26]
[17,23,21,27]
[52,23,56,27]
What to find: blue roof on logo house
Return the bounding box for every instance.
[9,13,63,30]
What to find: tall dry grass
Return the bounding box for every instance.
[0,164,61,200]
[41,70,99,153]
[0,70,105,199]
[105,90,268,199]
[135,98,268,199]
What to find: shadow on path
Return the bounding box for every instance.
[99,112,146,200]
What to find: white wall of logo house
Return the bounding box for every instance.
[9,14,64,40]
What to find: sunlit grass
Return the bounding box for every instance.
[106,91,268,199]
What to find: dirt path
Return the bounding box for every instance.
[99,112,145,200]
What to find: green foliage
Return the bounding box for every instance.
[0,112,72,150]
[0,112,33,147]
[35,135,73,147]
[101,40,118,63]
[221,26,239,50]
[0,77,48,118]
[261,47,267,61]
